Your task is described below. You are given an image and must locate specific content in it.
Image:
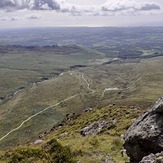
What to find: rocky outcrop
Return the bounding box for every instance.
[102,156,114,163]
[140,152,163,163]
[124,97,163,162]
[81,120,114,136]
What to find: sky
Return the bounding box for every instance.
[0,0,163,29]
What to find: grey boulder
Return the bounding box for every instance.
[81,120,114,136]
[124,97,163,162]
[140,151,163,163]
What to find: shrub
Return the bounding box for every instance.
[89,137,100,148]
[2,139,75,163]
[111,137,123,151]
[6,148,49,163]
[44,139,75,163]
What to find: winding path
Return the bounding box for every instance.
[100,89,106,99]
[0,72,161,142]
[81,74,95,93]
[125,74,149,90]
[99,73,150,99]
[0,94,78,142]
[0,74,94,142]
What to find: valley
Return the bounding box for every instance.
[0,27,163,162]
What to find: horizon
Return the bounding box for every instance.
[0,0,163,29]
[0,26,163,47]
[0,25,163,31]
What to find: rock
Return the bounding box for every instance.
[70,65,87,69]
[0,97,5,101]
[60,132,68,137]
[85,108,93,112]
[124,97,163,162]
[120,149,127,157]
[81,120,112,136]
[39,131,48,138]
[34,139,45,144]
[76,161,81,163]
[140,151,163,163]
[129,106,135,109]
[42,77,49,80]
[102,156,114,163]
[118,91,122,94]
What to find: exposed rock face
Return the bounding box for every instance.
[124,97,163,162]
[140,152,163,163]
[81,120,113,136]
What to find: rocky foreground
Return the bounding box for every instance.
[124,97,163,163]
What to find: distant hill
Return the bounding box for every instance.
[0,44,104,98]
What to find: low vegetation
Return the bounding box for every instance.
[0,102,148,162]
[0,139,76,163]
[0,27,163,162]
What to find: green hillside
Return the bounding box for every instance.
[0,45,105,98]
[0,28,163,162]
[0,56,162,154]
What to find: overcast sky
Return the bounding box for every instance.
[0,0,163,29]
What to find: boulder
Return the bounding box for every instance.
[81,120,113,136]
[34,139,45,144]
[140,151,163,163]
[124,97,163,162]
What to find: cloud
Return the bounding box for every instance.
[140,2,160,10]
[26,14,42,19]
[101,1,161,12]
[99,0,161,15]
[0,0,162,16]
[0,18,7,21]
[0,0,15,8]
[32,0,60,10]
[11,17,18,21]
[0,16,18,21]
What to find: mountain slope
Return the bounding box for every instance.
[0,56,163,150]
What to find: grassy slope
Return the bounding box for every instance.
[45,104,145,163]
[0,96,153,162]
[0,57,162,152]
[0,73,85,148]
